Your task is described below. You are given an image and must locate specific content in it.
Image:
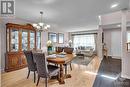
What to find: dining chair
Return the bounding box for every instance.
[23,51,37,83]
[33,53,60,87]
[56,47,64,53]
[64,47,74,75]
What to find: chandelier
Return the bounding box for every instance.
[32,11,50,31]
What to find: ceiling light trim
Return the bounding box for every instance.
[111,3,119,8]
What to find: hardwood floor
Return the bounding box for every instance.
[93,56,130,87]
[1,56,100,87]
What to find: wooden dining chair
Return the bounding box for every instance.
[64,47,74,75]
[55,47,64,53]
[33,53,60,87]
[23,51,37,83]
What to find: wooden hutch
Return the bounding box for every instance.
[5,23,38,72]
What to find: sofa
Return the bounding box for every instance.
[76,46,94,57]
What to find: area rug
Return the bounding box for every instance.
[72,55,95,66]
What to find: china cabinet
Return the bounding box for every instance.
[5,23,36,72]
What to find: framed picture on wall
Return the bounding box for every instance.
[48,32,57,43]
[58,33,64,44]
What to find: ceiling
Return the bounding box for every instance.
[13,0,130,31]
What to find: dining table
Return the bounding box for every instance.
[47,53,76,84]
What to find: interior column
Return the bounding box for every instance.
[121,10,130,79]
[97,25,103,60]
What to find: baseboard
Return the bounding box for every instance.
[0,67,5,73]
[108,55,121,59]
[121,74,130,79]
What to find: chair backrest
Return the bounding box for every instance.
[33,53,48,78]
[32,49,42,53]
[56,47,64,53]
[23,51,36,71]
[64,47,74,54]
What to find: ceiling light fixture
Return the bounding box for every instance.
[32,11,50,32]
[111,3,119,8]
[117,24,121,27]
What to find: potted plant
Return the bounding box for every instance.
[47,40,53,54]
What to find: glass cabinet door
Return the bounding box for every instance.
[11,29,19,51]
[30,31,35,50]
[22,30,28,51]
[37,32,41,49]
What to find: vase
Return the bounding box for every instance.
[48,46,52,55]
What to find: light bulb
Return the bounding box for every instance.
[44,26,48,29]
[46,24,50,28]
[36,26,41,29]
[39,22,44,26]
[32,23,37,27]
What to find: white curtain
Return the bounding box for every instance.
[128,32,130,42]
[128,32,130,50]
[73,34,96,50]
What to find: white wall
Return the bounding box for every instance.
[41,31,69,51]
[104,28,121,58]
[127,11,130,22]
[104,28,130,59]
[0,24,6,72]
[101,11,122,25]
[0,24,2,69]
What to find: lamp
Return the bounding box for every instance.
[68,40,72,47]
[32,11,50,32]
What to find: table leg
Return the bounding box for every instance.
[64,63,72,78]
[59,64,65,84]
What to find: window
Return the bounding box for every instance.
[127,32,130,50]
[37,32,41,49]
[72,34,96,50]
[48,32,57,43]
[127,32,130,42]
[58,33,64,43]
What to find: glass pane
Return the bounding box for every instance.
[58,33,64,43]
[48,33,57,42]
[22,31,28,51]
[11,29,19,51]
[37,32,41,49]
[30,32,35,50]
[73,34,96,50]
